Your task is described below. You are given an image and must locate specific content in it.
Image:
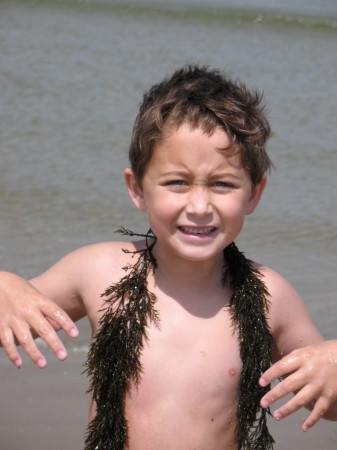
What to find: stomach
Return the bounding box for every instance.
[123,335,241,450]
[125,393,238,450]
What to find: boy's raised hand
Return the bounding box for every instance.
[259,340,337,431]
[0,271,79,368]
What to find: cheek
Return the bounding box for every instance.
[219,197,247,220]
[145,195,182,232]
[145,191,180,214]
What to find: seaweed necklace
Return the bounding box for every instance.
[85,228,276,450]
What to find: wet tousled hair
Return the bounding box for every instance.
[129,65,272,186]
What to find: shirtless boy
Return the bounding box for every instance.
[1,65,337,449]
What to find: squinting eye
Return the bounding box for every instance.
[166,180,186,186]
[164,180,189,192]
[212,181,232,188]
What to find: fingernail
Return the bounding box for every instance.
[57,350,67,360]
[259,377,268,387]
[70,327,79,338]
[274,412,282,421]
[261,399,269,408]
[15,358,22,368]
[37,358,47,368]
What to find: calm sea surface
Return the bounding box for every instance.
[1,0,336,346]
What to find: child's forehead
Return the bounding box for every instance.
[151,124,245,170]
[160,121,232,147]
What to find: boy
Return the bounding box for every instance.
[1,65,337,449]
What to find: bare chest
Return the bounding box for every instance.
[126,298,242,415]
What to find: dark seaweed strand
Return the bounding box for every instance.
[223,242,276,450]
[84,229,159,450]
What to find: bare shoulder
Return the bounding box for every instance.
[63,239,145,271]
[50,238,148,294]
[31,240,147,325]
[41,239,147,276]
[254,263,300,306]
[66,239,148,326]
[253,263,322,359]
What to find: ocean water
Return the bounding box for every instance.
[0,0,336,340]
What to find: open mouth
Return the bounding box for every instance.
[179,226,216,235]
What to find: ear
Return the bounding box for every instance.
[245,175,267,216]
[124,168,146,211]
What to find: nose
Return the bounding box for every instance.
[185,186,213,217]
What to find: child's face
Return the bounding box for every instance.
[125,123,266,264]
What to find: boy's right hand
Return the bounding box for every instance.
[0,271,79,368]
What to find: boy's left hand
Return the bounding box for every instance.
[259,340,337,431]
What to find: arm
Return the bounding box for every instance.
[0,271,79,368]
[1,241,136,369]
[257,267,337,429]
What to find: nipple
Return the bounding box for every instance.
[228,367,237,377]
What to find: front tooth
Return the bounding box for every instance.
[183,227,212,234]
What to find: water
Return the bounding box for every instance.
[0,0,336,340]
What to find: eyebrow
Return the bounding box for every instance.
[158,171,242,181]
[157,170,189,178]
[209,172,241,180]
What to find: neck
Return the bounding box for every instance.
[152,242,225,286]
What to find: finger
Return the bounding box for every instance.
[12,322,47,368]
[40,302,78,338]
[260,371,306,408]
[260,352,301,387]
[45,317,62,331]
[28,315,69,361]
[271,384,316,421]
[0,327,22,367]
[302,397,329,431]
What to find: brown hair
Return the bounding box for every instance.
[129,65,272,186]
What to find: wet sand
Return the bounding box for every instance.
[0,355,88,450]
[1,347,337,450]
